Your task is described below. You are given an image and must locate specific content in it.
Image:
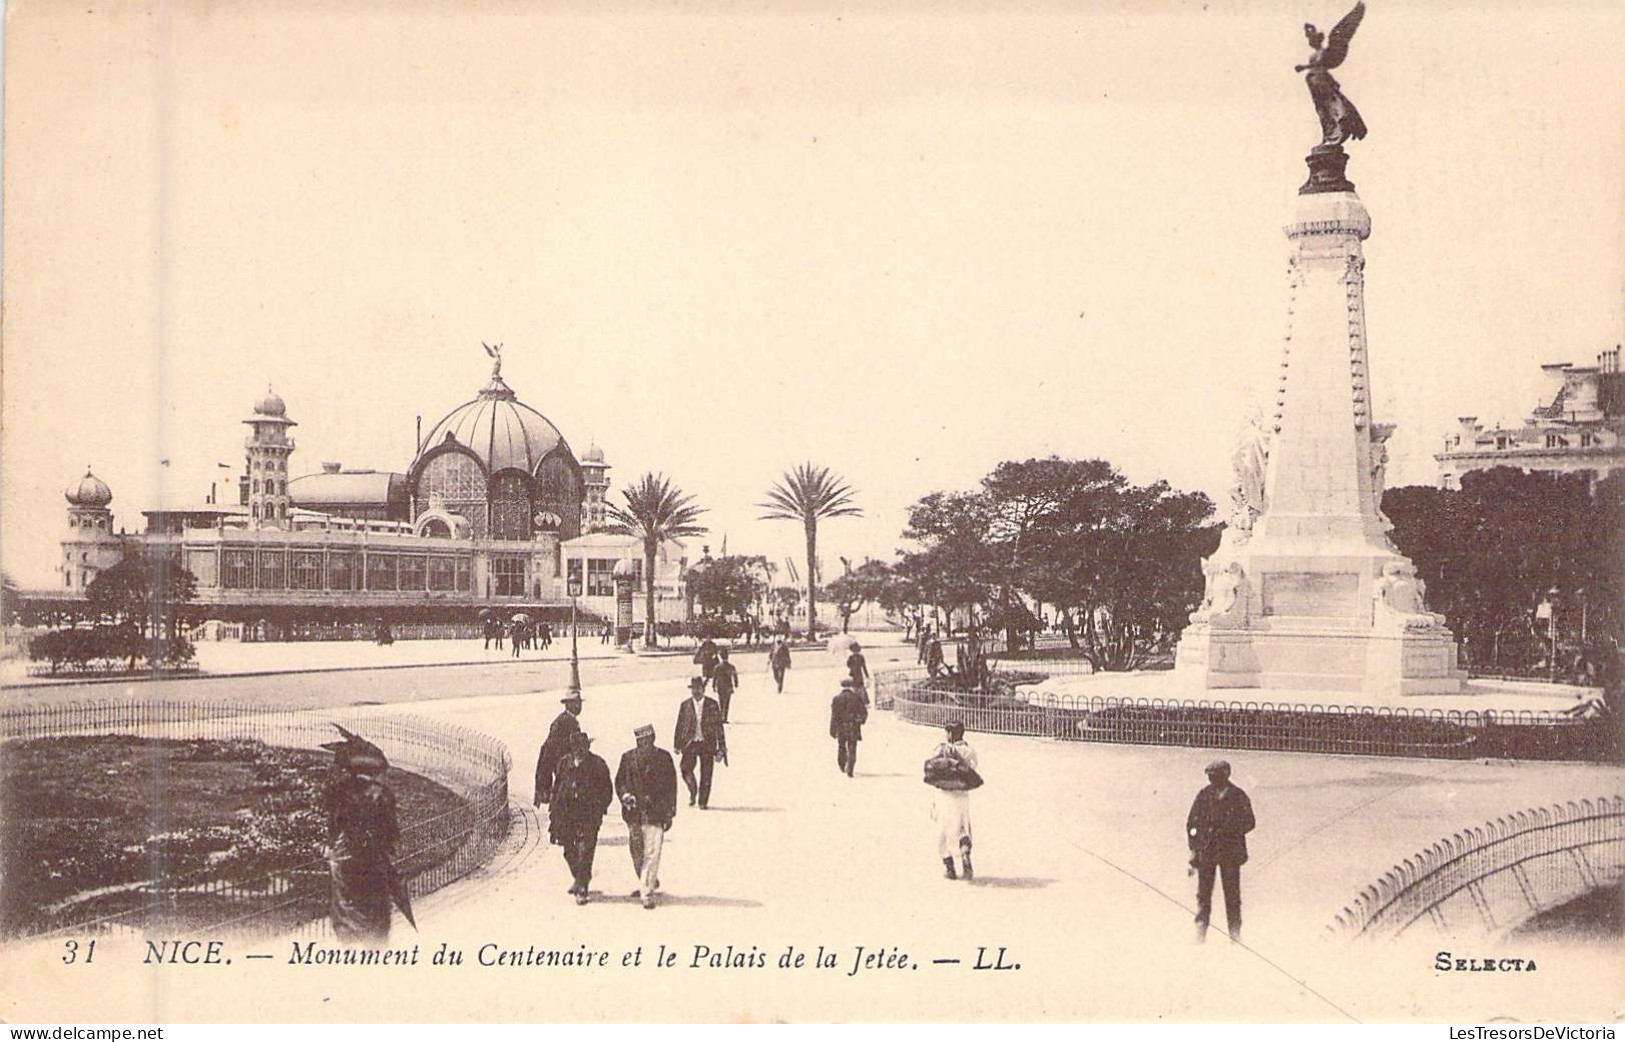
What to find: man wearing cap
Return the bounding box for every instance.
[534,690,585,806]
[321,726,404,943]
[713,647,741,723]
[769,637,792,693]
[1186,759,1256,943]
[674,676,728,808]
[829,677,869,777]
[615,725,679,909]
[550,731,615,904]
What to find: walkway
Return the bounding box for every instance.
[0,640,1617,1023]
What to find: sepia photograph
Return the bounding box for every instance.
[1,0,1621,1027]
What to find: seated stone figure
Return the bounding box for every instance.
[1372,561,1443,630]
[1191,560,1246,627]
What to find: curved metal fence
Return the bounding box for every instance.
[1,700,512,939]
[874,666,1615,762]
[1330,796,1625,939]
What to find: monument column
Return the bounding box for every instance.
[1173,2,1464,699]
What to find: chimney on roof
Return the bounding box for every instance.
[323,462,342,474]
[1601,346,1620,374]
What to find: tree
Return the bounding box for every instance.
[605,473,707,649]
[824,559,894,633]
[685,554,768,622]
[1385,468,1620,671]
[759,463,862,641]
[900,458,1218,670]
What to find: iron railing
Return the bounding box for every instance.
[874,666,1616,762]
[1,700,511,939]
[1330,796,1625,939]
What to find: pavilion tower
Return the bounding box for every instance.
[242,388,297,528]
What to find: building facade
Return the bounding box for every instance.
[1437,346,1625,490]
[43,354,685,635]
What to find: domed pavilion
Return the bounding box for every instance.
[407,355,585,542]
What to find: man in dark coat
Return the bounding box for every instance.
[712,647,740,722]
[769,638,792,693]
[534,691,584,806]
[1186,759,1256,943]
[829,677,868,777]
[694,637,720,684]
[550,731,614,904]
[615,724,678,910]
[674,676,727,809]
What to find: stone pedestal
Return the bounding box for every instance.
[1174,187,1465,699]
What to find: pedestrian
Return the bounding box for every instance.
[483,617,499,650]
[926,638,945,680]
[601,622,612,645]
[916,624,931,665]
[846,642,870,703]
[694,637,720,685]
[924,721,980,881]
[549,731,614,904]
[1186,759,1255,944]
[769,637,792,693]
[674,676,727,809]
[512,621,525,658]
[713,647,740,722]
[321,725,406,943]
[540,622,553,650]
[829,677,868,777]
[534,691,585,805]
[614,724,678,910]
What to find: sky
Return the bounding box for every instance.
[3,1,1622,589]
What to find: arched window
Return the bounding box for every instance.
[422,518,452,538]
[417,452,488,539]
[252,479,261,493]
[534,454,582,540]
[489,471,532,541]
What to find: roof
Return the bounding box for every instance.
[413,372,574,477]
[289,470,406,507]
[141,504,249,517]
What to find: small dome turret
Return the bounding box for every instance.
[254,386,287,418]
[65,467,112,508]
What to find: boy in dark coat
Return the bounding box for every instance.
[1186,759,1256,943]
[829,677,869,777]
[550,731,614,903]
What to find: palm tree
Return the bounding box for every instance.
[605,473,707,649]
[759,463,862,641]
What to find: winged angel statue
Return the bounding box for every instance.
[1295,2,1368,147]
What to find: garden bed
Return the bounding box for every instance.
[0,734,464,936]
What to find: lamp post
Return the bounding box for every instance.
[567,585,582,697]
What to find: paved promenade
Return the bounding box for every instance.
[1,638,1619,1023]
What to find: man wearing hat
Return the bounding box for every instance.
[1186,759,1256,943]
[549,731,615,904]
[534,689,585,806]
[674,676,728,808]
[321,726,405,943]
[615,724,679,909]
[829,677,869,777]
